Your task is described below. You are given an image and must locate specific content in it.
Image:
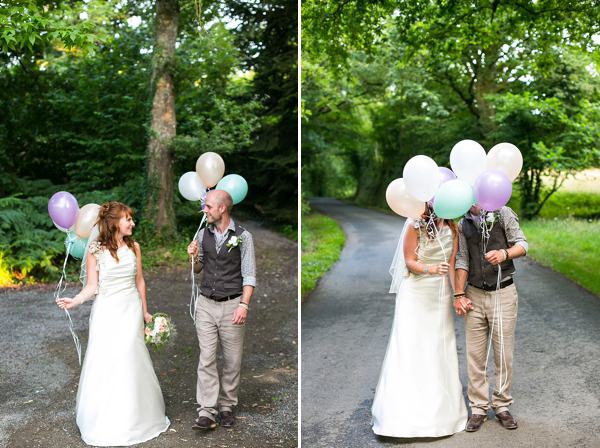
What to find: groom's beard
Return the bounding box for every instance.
[207,215,222,226]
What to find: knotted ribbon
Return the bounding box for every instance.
[55,235,82,365]
[417,215,453,411]
[189,213,207,324]
[479,210,509,393]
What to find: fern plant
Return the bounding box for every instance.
[0,194,65,285]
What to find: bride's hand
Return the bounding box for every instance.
[436,262,450,276]
[56,297,77,310]
[144,312,153,324]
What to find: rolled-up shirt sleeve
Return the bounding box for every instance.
[455,220,470,272]
[194,229,205,264]
[240,230,256,287]
[500,207,528,254]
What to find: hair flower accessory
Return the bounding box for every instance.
[226,235,243,252]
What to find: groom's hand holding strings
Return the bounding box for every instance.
[187,240,199,260]
[485,249,507,265]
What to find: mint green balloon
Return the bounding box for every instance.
[433,179,474,219]
[216,174,248,204]
[65,230,88,259]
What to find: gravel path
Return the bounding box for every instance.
[0,220,298,448]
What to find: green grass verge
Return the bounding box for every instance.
[520,218,600,296]
[301,211,345,300]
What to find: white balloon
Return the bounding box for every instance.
[403,155,440,201]
[178,171,207,201]
[487,142,523,181]
[386,178,426,218]
[53,221,73,233]
[450,139,487,186]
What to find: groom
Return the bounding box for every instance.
[187,190,256,430]
[453,204,527,432]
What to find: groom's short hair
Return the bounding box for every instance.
[212,190,233,215]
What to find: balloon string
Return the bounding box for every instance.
[430,222,452,411]
[484,265,508,394]
[480,210,493,254]
[190,213,207,324]
[54,241,82,365]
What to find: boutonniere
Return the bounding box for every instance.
[226,235,243,252]
[485,211,501,230]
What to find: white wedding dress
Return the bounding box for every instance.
[372,225,467,437]
[76,244,170,446]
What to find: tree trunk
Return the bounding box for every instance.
[146,0,179,238]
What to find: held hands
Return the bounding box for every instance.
[187,240,198,260]
[454,297,474,316]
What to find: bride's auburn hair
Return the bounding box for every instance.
[96,202,137,262]
[420,202,458,240]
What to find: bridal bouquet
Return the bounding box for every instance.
[144,313,176,355]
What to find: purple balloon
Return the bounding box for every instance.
[428,167,457,204]
[474,170,512,211]
[48,191,79,229]
[439,167,456,185]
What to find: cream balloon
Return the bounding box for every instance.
[196,152,225,188]
[487,142,523,181]
[75,203,100,238]
[450,139,487,186]
[403,155,440,201]
[386,178,426,218]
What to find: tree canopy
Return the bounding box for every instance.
[302,0,600,219]
[0,0,297,284]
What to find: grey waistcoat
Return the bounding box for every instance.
[200,224,244,299]
[462,215,515,288]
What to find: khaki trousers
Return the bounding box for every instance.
[464,283,518,415]
[195,294,246,420]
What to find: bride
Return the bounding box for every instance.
[372,204,471,438]
[56,202,170,446]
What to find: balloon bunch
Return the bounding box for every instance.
[178,152,249,324]
[178,152,249,205]
[48,192,101,365]
[386,140,523,219]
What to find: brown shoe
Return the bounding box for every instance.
[466,414,488,432]
[220,411,235,428]
[192,416,217,430]
[496,411,518,429]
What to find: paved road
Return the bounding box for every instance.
[301,198,600,448]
